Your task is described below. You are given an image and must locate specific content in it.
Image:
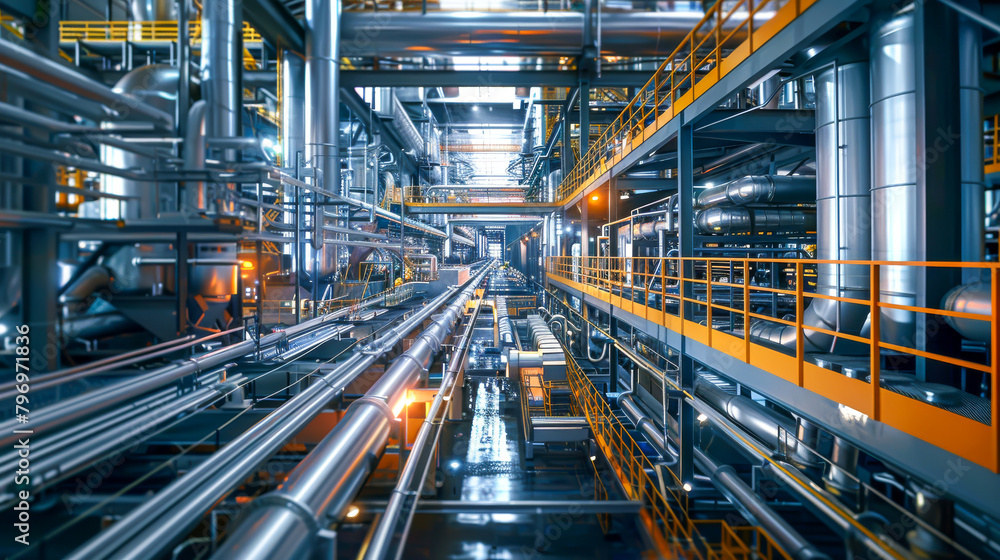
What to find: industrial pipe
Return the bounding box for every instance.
[208,263,493,560]
[695,175,815,209]
[695,207,815,235]
[65,264,492,560]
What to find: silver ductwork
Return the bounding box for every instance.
[871,12,918,346]
[281,51,306,167]
[130,0,177,21]
[695,381,796,449]
[695,175,814,209]
[100,65,181,220]
[695,207,815,235]
[751,62,871,352]
[208,264,492,560]
[338,11,750,58]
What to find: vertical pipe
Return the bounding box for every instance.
[200,0,240,214]
[281,51,306,169]
[870,12,918,346]
[959,14,985,273]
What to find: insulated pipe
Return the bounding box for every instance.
[695,381,795,449]
[0,375,242,496]
[695,207,815,235]
[617,392,677,462]
[305,0,341,249]
[695,175,815,209]
[208,263,493,560]
[281,51,306,167]
[337,11,749,58]
[696,451,831,560]
[959,14,985,268]
[751,63,871,352]
[0,38,174,128]
[940,281,991,342]
[64,268,489,560]
[361,296,484,560]
[182,100,208,211]
[201,0,240,215]
[871,13,918,346]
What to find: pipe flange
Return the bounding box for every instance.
[361,342,385,356]
[354,395,396,423]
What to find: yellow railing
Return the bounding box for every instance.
[59,20,262,43]
[986,114,1000,174]
[549,255,1000,473]
[565,353,792,560]
[554,0,814,204]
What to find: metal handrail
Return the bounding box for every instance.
[565,353,792,560]
[548,255,1000,473]
[59,20,262,43]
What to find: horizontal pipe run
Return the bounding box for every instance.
[208,262,493,560]
[66,263,491,560]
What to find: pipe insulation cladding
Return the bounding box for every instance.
[208,263,493,560]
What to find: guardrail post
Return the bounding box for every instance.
[743,258,750,362]
[871,263,882,420]
[795,261,804,386]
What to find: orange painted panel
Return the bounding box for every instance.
[748,344,798,385]
[802,363,874,418]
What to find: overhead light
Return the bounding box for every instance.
[620,191,631,200]
[589,237,594,242]
[346,505,360,518]
[449,460,461,470]
[591,194,599,202]
[697,413,708,424]
[565,226,572,233]
[683,483,693,492]
[472,105,479,111]
[590,455,597,461]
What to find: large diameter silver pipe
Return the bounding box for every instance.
[201,0,241,215]
[695,175,814,209]
[282,51,306,167]
[695,207,815,235]
[871,12,918,346]
[209,263,493,560]
[695,381,795,449]
[65,283,468,560]
[941,281,991,342]
[959,15,985,267]
[617,393,676,461]
[750,63,872,351]
[305,0,341,252]
[338,11,746,58]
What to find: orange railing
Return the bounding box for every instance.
[986,114,1000,173]
[554,0,814,204]
[566,353,792,560]
[59,20,262,43]
[549,255,1000,473]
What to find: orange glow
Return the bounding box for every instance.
[241,260,254,270]
[591,194,600,202]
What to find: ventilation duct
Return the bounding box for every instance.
[695,207,815,235]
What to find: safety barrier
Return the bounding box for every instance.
[59,20,262,43]
[565,352,792,560]
[549,255,1000,472]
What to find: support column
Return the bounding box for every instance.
[580,199,589,259]
[579,81,590,158]
[676,120,695,486]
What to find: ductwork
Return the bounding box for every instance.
[871,12,918,346]
[130,0,177,21]
[208,263,492,560]
[751,62,871,352]
[695,207,815,235]
[392,94,424,157]
[305,0,341,201]
[337,11,751,58]
[695,175,814,209]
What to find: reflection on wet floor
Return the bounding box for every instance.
[401,377,646,560]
